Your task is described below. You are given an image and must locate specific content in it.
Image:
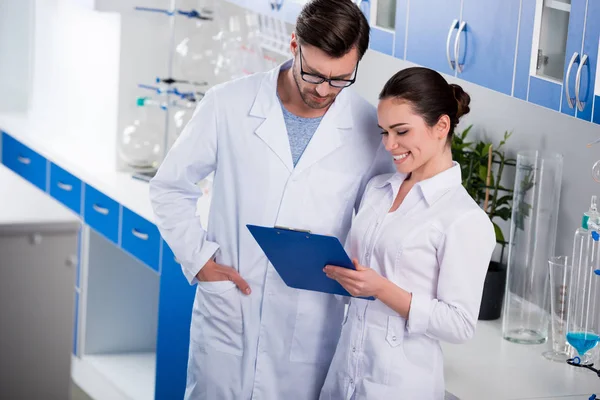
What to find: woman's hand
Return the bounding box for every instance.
[324,259,386,298]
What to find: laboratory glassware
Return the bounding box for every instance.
[566,225,600,365]
[543,256,574,362]
[503,151,563,344]
[118,97,165,172]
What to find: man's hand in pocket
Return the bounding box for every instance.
[196,259,251,295]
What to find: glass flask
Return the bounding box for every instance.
[118,97,165,172]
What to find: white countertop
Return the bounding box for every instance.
[443,319,600,400]
[0,113,156,223]
[0,163,79,227]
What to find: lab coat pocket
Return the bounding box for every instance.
[290,291,344,364]
[193,280,244,356]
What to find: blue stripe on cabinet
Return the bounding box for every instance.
[393,0,409,59]
[561,0,587,116]
[154,243,196,400]
[576,0,600,122]
[73,291,79,356]
[513,0,535,100]
[594,96,600,125]
[528,76,562,111]
[370,27,394,56]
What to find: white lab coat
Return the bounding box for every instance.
[320,164,496,400]
[149,61,392,400]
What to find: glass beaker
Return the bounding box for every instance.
[543,256,575,362]
[566,232,600,364]
[502,151,563,344]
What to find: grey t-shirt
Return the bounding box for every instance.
[279,101,323,167]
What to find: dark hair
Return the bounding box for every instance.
[296,0,370,59]
[379,67,471,140]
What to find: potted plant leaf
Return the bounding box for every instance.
[451,126,515,320]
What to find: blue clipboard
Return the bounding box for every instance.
[247,224,374,300]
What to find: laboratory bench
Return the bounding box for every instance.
[1,114,599,400]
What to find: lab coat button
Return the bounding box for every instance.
[392,336,397,342]
[352,346,356,353]
[350,379,354,385]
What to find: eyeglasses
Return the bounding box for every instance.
[298,45,358,88]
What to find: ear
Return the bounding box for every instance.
[435,115,451,141]
[290,32,299,56]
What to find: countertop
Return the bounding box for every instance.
[443,319,600,399]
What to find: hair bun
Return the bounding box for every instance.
[449,83,471,118]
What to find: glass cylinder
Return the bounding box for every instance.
[502,151,563,344]
[542,256,574,362]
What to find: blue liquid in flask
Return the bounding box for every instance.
[566,332,600,356]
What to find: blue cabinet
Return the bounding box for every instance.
[560,0,587,117]
[84,185,120,244]
[50,163,82,215]
[458,0,520,95]
[574,0,600,121]
[154,244,196,400]
[121,207,161,272]
[405,0,461,75]
[1,132,47,191]
[526,0,600,122]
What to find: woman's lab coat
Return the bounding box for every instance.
[320,164,496,400]
[149,61,392,400]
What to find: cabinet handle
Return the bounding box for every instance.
[92,204,109,215]
[564,52,579,109]
[132,228,149,240]
[57,181,73,192]
[575,53,588,112]
[17,155,31,165]
[453,21,467,74]
[446,19,459,70]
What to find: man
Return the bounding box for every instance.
[149,0,392,398]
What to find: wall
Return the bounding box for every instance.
[353,50,600,258]
[0,0,34,112]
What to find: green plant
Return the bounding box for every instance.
[451,126,515,243]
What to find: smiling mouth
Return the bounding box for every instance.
[393,152,410,160]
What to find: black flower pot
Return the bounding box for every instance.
[478,261,507,321]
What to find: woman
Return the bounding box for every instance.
[320,67,496,400]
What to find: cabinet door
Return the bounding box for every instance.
[0,229,77,399]
[405,0,461,75]
[561,0,587,116]
[575,0,600,121]
[459,0,520,95]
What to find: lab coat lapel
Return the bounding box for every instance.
[250,64,294,173]
[294,90,353,175]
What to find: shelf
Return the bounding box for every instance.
[73,353,156,400]
[544,0,571,13]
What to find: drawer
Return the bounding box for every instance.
[1,132,47,191]
[121,207,160,272]
[50,163,82,214]
[84,185,119,244]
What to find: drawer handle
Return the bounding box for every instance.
[57,181,73,191]
[17,155,31,165]
[132,229,149,241]
[92,204,109,215]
